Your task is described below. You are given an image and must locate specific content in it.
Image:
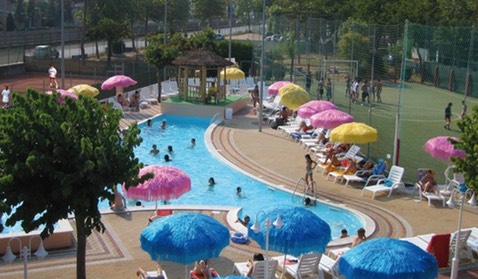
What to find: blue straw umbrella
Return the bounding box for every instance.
[248,205,331,255]
[338,238,438,279]
[140,212,230,279]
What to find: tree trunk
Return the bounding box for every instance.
[290,55,295,82]
[75,214,87,279]
[157,70,162,103]
[95,41,99,59]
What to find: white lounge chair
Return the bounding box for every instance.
[341,161,387,187]
[234,259,279,279]
[415,168,461,207]
[142,270,168,279]
[361,165,405,199]
[318,254,343,279]
[400,236,429,250]
[273,253,324,279]
[419,230,475,264]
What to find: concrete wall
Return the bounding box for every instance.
[161,98,248,119]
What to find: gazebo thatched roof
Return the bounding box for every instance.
[172,49,234,67]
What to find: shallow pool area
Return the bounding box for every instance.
[99,115,368,239]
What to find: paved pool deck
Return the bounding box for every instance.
[0,102,477,278]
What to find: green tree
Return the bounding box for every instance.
[26,0,35,29]
[0,90,146,279]
[145,38,180,102]
[6,13,16,31]
[85,18,132,62]
[192,0,226,27]
[14,0,26,29]
[451,106,478,192]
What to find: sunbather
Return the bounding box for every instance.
[192,260,212,279]
[418,169,439,195]
[246,253,264,277]
[136,264,165,279]
[291,121,313,139]
[321,143,349,164]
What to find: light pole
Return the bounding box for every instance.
[60,0,65,89]
[2,236,48,279]
[258,0,266,132]
[228,0,234,61]
[446,183,468,279]
[251,212,283,279]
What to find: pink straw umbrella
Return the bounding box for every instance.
[101,75,137,95]
[424,136,466,162]
[296,100,338,119]
[45,89,79,104]
[123,165,191,208]
[267,81,293,96]
[309,109,354,129]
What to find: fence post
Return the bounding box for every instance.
[394,19,409,166]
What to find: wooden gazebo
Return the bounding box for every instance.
[172,49,233,103]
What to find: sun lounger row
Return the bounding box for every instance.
[234,253,342,279]
[400,227,477,268]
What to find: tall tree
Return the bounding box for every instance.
[145,35,180,102]
[191,0,226,27]
[26,0,35,28]
[85,18,131,62]
[451,105,478,192]
[0,90,147,279]
[14,0,25,29]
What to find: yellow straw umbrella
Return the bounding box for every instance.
[219,67,245,80]
[330,122,378,144]
[69,84,99,97]
[277,84,310,110]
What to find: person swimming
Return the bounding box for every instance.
[160,119,167,129]
[164,154,172,162]
[208,177,216,186]
[150,144,159,155]
[167,145,174,153]
[236,187,242,197]
[191,138,196,147]
[304,197,316,206]
[147,119,152,127]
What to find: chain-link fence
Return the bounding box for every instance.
[251,16,478,182]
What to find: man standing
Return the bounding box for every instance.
[48,64,58,89]
[305,70,312,92]
[444,102,452,130]
[317,78,324,100]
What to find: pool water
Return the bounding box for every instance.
[107,115,364,239]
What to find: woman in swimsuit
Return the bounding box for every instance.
[305,154,317,186]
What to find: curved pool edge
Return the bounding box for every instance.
[204,122,376,247]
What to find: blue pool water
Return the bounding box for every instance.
[101,115,364,239]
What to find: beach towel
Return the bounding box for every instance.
[426,233,451,268]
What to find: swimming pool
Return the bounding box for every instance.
[101,115,364,239]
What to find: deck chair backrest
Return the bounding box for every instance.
[252,260,278,279]
[386,165,405,184]
[297,253,322,279]
[344,145,360,158]
[450,230,471,251]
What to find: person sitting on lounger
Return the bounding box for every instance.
[321,143,349,164]
[291,121,314,139]
[192,260,218,279]
[246,253,265,277]
[334,158,357,176]
[418,169,439,195]
[137,264,165,279]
